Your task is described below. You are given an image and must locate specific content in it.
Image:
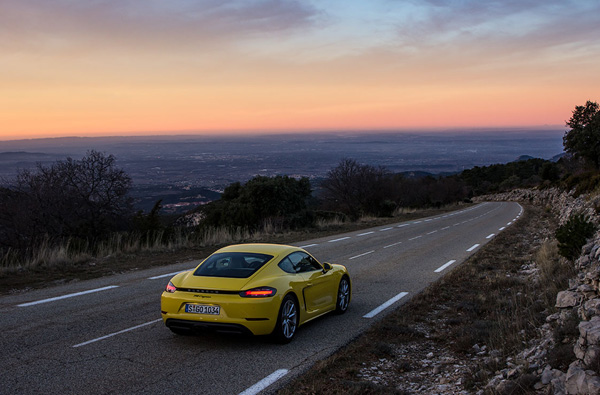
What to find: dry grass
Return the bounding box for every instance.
[0,225,264,275]
[0,202,472,293]
[278,204,570,394]
[315,217,347,229]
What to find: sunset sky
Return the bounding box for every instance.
[1,0,599,140]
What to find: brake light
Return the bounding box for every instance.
[165,281,177,293]
[239,287,277,298]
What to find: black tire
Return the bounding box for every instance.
[335,276,351,314]
[272,295,298,344]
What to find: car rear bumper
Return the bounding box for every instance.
[161,291,280,335]
[165,318,254,335]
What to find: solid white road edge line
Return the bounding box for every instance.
[435,260,457,273]
[299,244,318,249]
[239,369,289,395]
[363,292,409,318]
[349,250,375,260]
[328,237,351,243]
[72,318,163,348]
[18,285,120,307]
[467,244,480,252]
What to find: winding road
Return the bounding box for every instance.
[0,201,522,394]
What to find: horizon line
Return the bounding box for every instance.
[0,125,566,143]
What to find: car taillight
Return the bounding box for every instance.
[239,287,277,298]
[165,281,177,293]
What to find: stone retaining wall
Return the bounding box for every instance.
[476,188,600,394]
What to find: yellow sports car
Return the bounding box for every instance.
[161,243,351,342]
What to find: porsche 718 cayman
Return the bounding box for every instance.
[161,243,351,342]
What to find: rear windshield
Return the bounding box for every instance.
[193,252,273,278]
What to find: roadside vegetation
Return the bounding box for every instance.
[278,205,571,394]
[1,100,599,290]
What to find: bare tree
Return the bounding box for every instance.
[320,158,392,219]
[0,151,132,251]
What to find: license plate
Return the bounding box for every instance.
[185,304,220,315]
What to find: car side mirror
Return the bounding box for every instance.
[322,262,332,273]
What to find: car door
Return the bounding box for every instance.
[288,252,337,316]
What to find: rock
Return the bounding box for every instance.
[583,299,600,319]
[547,312,561,322]
[579,283,596,292]
[580,256,592,267]
[565,361,600,394]
[575,342,586,359]
[495,380,517,394]
[557,291,583,308]
[535,380,546,390]
[552,375,567,395]
[592,244,600,258]
[506,368,519,379]
[585,346,600,367]
[541,366,555,385]
[580,316,600,345]
[565,362,586,394]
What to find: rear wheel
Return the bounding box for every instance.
[272,295,298,343]
[335,276,350,314]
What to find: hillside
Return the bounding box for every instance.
[279,188,600,393]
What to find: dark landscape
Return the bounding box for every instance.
[0,129,564,213]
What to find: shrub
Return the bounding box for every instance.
[555,214,597,261]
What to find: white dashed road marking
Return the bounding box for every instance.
[328,237,351,243]
[435,260,457,273]
[239,369,289,395]
[363,292,409,318]
[18,286,120,307]
[349,251,375,260]
[467,244,480,252]
[384,241,403,248]
[73,318,162,348]
[148,270,191,280]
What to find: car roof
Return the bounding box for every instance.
[215,243,300,257]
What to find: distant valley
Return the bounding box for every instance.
[0,129,565,213]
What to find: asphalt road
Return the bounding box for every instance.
[0,202,522,394]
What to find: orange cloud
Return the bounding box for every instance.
[0,0,599,140]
